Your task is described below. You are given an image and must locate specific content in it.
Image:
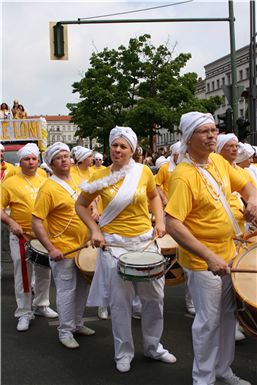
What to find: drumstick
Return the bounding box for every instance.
[233,237,252,244]
[140,235,159,252]
[63,245,88,257]
[231,268,257,273]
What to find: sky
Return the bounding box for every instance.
[1,0,252,116]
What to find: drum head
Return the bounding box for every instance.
[76,246,97,274]
[119,251,164,266]
[232,244,257,308]
[156,234,178,255]
[30,239,48,254]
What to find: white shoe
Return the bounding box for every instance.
[217,374,251,385]
[59,337,80,349]
[17,316,33,332]
[186,299,196,315]
[132,312,141,320]
[33,306,58,318]
[98,307,108,320]
[235,322,245,341]
[116,360,131,373]
[159,352,177,364]
[75,326,95,336]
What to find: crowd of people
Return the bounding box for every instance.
[1,111,257,385]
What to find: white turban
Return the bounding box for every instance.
[178,111,215,162]
[44,142,70,166]
[70,146,83,159]
[170,141,181,154]
[109,126,137,153]
[155,156,168,170]
[73,147,93,163]
[0,143,5,151]
[236,143,255,163]
[94,152,103,161]
[216,134,238,154]
[17,143,40,161]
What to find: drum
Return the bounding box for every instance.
[118,251,165,281]
[231,243,257,338]
[25,239,50,268]
[157,235,184,286]
[75,246,97,284]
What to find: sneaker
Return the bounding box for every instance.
[59,337,80,349]
[98,306,108,320]
[235,322,245,341]
[217,374,251,385]
[17,315,32,332]
[116,360,131,373]
[33,306,58,318]
[186,299,196,316]
[159,352,177,364]
[75,326,95,336]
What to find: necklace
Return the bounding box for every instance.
[23,174,37,193]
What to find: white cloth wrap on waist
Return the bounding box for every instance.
[86,228,159,307]
[98,162,144,228]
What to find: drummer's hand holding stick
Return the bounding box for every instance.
[1,209,24,237]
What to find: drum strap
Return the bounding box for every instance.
[50,175,78,200]
[19,237,30,293]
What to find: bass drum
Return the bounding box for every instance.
[231,241,257,338]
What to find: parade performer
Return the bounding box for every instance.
[32,142,95,349]
[75,126,176,373]
[1,143,57,331]
[0,143,15,181]
[165,112,257,385]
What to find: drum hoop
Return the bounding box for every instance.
[232,243,257,309]
[29,239,48,255]
[119,251,164,267]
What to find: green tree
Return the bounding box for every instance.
[67,34,222,151]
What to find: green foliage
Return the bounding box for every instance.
[67,34,222,150]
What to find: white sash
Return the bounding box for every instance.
[183,157,242,237]
[99,162,144,228]
[50,175,79,200]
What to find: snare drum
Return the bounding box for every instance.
[25,239,50,268]
[118,251,165,281]
[75,246,97,284]
[231,243,257,338]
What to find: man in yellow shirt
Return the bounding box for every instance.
[32,142,95,349]
[165,112,257,385]
[1,143,57,332]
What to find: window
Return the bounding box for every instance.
[240,109,244,117]
[68,135,71,141]
[246,67,249,78]
[222,77,225,85]
[239,70,243,81]
[227,73,231,84]
[207,83,210,93]
[212,81,215,91]
[216,79,220,89]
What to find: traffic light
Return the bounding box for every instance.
[237,118,250,141]
[49,22,68,60]
[217,108,233,133]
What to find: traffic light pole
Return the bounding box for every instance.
[249,0,256,145]
[228,1,238,134]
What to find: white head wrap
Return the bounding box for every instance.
[73,147,93,163]
[17,143,40,161]
[94,152,103,161]
[155,156,168,170]
[0,143,5,151]
[236,143,255,163]
[216,133,238,154]
[109,126,137,153]
[178,111,215,162]
[168,141,181,171]
[70,146,83,159]
[44,142,70,166]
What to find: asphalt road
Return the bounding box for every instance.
[1,250,257,385]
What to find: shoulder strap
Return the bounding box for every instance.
[50,175,78,200]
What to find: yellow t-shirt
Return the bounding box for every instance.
[1,161,16,181]
[165,153,247,270]
[32,178,88,258]
[90,165,106,173]
[155,162,172,198]
[81,165,155,237]
[70,164,93,183]
[5,166,47,179]
[1,173,47,233]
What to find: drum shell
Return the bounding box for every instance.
[75,246,97,284]
[25,240,50,268]
[232,242,257,338]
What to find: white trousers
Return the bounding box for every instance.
[9,233,51,318]
[50,258,89,339]
[185,269,236,385]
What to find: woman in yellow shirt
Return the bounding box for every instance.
[76,126,176,373]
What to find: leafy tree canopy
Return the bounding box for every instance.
[67,34,222,150]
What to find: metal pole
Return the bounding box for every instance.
[228,0,238,133]
[249,0,256,145]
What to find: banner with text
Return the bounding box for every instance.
[0,119,44,141]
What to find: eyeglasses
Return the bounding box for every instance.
[95,158,102,161]
[194,128,219,136]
